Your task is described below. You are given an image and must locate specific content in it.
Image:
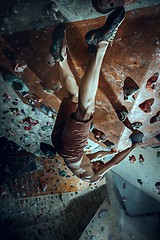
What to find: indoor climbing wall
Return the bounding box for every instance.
[80,181,160,240]
[0,2,160,240]
[0,185,108,240]
[0,5,159,148]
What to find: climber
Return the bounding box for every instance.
[47,7,141,183]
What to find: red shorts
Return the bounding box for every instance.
[51,98,92,162]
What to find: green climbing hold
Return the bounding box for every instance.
[59,170,67,177]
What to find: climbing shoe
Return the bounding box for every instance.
[85,6,125,53]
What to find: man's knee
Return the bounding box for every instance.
[74,101,95,122]
[85,102,95,116]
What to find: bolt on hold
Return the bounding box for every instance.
[139,154,145,163]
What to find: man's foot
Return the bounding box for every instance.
[46,23,67,66]
[85,6,125,53]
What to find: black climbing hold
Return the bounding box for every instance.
[103,139,115,149]
[40,142,56,158]
[129,131,144,143]
[155,134,160,142]
[137,179,143,185]
[123,77,139,101]
[150,111,160,124]
[0,66,29,94]
[116,106,128,122]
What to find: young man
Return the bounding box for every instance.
[48,7,140,183]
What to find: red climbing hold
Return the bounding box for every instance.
[139,98,154,113]
[146,72,159,92]
[129,155,136,163]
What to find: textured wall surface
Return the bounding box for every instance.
[0,0,160,33]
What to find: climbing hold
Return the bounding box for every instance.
[12,101,18,105]
[122,196,127,202]
[30,94,42,103]
[39,178,48,192]
[129,131,144,143]
[150,111,160,124]
[155,134,160,142]
[66,175,71,178]
[28,99,35,106]
[155,182,160,195]
[3,110,9,114]
[56,159,61,165]
[129,155,136,163]
[21,109,26,115]
[3,93,11,101]
[59,170,67,177]
[5,128,15,136]
[146,72,159,92]
[123,183,126,189]
[2,47,27,73]
[116,110,128,121]
[3,98,9,103]
[139,98,154,113]
[123,77,139,102]
[24,126,32,131]
[23,117,39,127]
[139,154,145,163]
[103,139,115,150]
[10,108,20,115]
[116,105,129,123]
[108,234,113,240]
[0,66,29,94]
[41,123,52,131]
[90,236,97,240]
[101,227,105,231]
[137,179,143,185]
[155,182,160,190]
[131,122,143,130]
[40,142,56,158]
[98,209,108,218]
[157,151,160,157]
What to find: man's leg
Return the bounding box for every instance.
[58,47,79,103]
[75,42,109,121]
[51,48,79,141]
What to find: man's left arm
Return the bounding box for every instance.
[89,143,137,183]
